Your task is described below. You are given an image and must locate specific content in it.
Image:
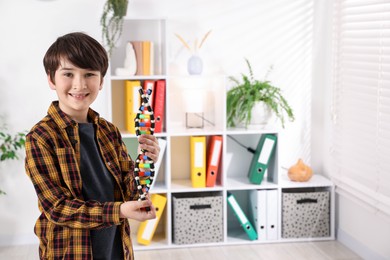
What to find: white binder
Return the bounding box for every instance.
[151,138,167,187]
[249,190,267,241]
[266,189,278,240]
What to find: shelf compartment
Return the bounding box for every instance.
[129,193,169,249]
[226,133,279,185]
[110,18,167,76]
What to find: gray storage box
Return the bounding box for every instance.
[172,193,223,244]
[282,191,330,238]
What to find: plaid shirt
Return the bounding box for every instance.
[25,101,137,260]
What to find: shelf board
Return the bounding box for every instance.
[150,183,168,194]
[226,177,278,190]
[226,229,258,243]
[226,128,279,135]
[279,174,333,188]
[110,75,168,81]
[170,179,223,192]
[168,126,224,136]
[133,233,168,251]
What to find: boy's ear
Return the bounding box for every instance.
[47,74,56,90]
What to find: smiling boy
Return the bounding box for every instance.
[25,32,159,260]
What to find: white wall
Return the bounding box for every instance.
[1,0,313,246]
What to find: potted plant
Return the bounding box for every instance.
[227,59,295,128]
[0,128,26,195]
[100,0,129,56]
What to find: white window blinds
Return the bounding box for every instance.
[331,0,390,217]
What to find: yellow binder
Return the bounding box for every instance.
[137,193,167,245]
[190,136,206,188]
[125,80,141,134]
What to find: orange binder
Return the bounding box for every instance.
[153,80,165,133]
[131,41,143,75]
[125,80,141,134]
[190,136,206,188]
[206,135,223,187]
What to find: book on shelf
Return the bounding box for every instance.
[131,41,143,76]
[131,41,154,76]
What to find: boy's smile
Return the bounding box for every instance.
[48,58,103,123]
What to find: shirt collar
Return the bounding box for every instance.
[47,101,100,129]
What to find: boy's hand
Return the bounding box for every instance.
[138,135,160,163]
[119,198,156,221]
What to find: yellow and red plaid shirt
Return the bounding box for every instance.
[25,101,137,260]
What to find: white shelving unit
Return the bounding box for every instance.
[107,17,335,251]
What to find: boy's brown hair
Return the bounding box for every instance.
[43,32,109,83]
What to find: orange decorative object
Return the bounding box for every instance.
[287,159,313,182]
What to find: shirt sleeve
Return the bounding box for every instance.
[114,127,138,201]
[25,132,122,229]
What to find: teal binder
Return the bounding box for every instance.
[248,134,277,184]
[227,192,258,241]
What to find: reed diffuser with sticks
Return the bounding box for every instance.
[174,30,212,75]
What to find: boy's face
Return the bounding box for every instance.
[48,58,103,123]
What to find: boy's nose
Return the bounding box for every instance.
[73,75,86,89]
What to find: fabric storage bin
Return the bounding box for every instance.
[282,190,330,238]
[172,192,223,244]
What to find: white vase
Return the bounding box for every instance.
[187,54,203,75]
[247,102,273,129]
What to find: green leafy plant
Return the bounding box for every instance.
[0,129,26,195]
[227,59,295,128]
[100,0,129,56]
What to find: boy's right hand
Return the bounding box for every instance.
[119,198,156,221]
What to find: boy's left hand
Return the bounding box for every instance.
[138,135,160,163]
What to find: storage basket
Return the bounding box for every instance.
[172,192,223,244]
[282,190,330,238]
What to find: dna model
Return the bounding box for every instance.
[134,85,155,211]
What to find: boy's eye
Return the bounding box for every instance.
[85,73,96,77]
[64,72,73,77]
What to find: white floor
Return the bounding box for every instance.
[0,241,362,260]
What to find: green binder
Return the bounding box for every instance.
[248,134,277,184]
[227,192,258,240]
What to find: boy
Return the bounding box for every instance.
[25,32,159,260]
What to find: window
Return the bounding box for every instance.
[331,0,390,217]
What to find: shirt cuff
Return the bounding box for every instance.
[102,202,122,225]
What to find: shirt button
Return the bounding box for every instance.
[107,162,111,166]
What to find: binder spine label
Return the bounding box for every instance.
[211,140,222,166]
[195,142,204,167]
[228,196,249,224]
[141,218,158,240]
[258,138,275,164]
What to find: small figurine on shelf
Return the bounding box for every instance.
[115,42,137,76]
[287,158,313,182]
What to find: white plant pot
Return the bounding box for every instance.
[247,102,273,129]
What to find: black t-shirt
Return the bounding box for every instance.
[79,123,123,260]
